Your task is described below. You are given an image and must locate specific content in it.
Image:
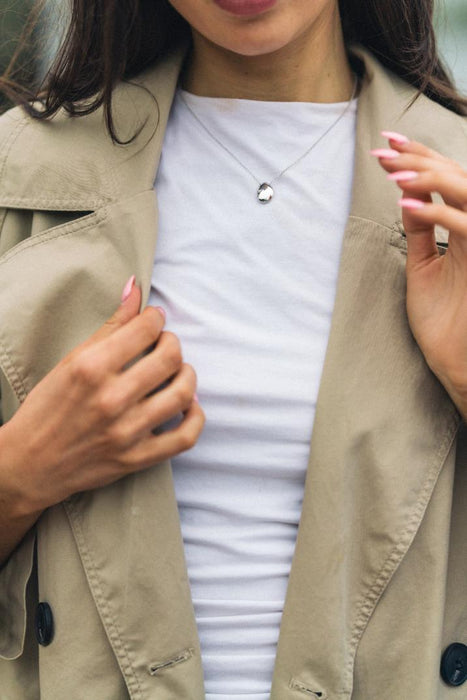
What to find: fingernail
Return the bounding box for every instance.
[370,148,400,159]
[121,275,135,302]
[381,130,409,144]
[194,393,199,403]
[387,170,418,182]
[398,198,426,210]
[155,306,166,319]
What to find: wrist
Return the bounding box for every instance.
[0,420,48,519]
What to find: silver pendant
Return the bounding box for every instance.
[257,183,274,203]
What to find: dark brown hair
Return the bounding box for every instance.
[1,0,466,142]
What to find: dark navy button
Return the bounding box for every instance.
[35,602,54,646]
[441,643,467,686]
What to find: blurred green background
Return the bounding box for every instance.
[436,0,467,91]
[0,0,467,110]
[1,0,36,109]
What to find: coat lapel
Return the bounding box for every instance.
[270,48,463,697]
[0,49,183,211]
[0,191,157,399]
[0,49,207,698]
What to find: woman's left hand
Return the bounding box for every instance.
[372,134,467,420]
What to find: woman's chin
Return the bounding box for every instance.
[195,25,301,59]
[171,0,315,58]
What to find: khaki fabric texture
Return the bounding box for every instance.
[0,46,466,699]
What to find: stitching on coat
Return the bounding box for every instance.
[0,189,148,404]
[389,222,407,254]
[0,115,113,210]
[0,196,108,209]
[0,204,28,403]
[0,208,108,403]
[0,209,108,405]
[0,116,29,186]
[289,678,330,698]
[0,208,107,267]
[0,338,27,403]
[347,213,394,233]
[63,501,144,700]
[149,648,193,675]
[344,414,461,689]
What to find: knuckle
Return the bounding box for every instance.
[179,425,199,452]
[160,332,183,372]
[173,383,193,407]
[179,433,196,452]
[102,318,120,334]
[139,311,160,342]
[106,423,133,450]
[142,306,161,325]
[95,389,123,420]
[431,171,444,187]
[118,450,140,469]
[183,362,197,384]
[69,352,103,385]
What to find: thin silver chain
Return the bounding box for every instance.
[179,76,358,189]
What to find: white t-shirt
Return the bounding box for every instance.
[148,88,357,699]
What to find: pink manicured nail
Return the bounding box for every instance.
[121,275,135,302]
[387,170,418,182]
[155,306,166,319]
[194,393,199,403]
[370,148,400,159]
[381,130,409,144]
[398,198,426,210]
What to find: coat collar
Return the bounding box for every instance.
[0,49,183,211]
[1,45,466,223]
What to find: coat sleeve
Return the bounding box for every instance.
[0,529,36,660]
[0,207,37,661]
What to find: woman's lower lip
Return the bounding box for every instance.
[213,0,277,17]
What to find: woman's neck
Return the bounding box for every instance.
[182,9,354,103]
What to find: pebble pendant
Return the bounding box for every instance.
[257,183,274,203]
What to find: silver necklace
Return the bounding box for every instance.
[180,76,358,204]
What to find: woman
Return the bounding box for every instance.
[0,0,466,697]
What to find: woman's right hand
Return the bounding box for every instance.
[0,278,205,517]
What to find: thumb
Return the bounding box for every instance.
[84,275,142,347]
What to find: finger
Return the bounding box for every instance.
[114,331,183,403]
[118,362,197,439]
[96,305,166,372]
[371,150,456,176]
[398,194,438,267]
[119,400,205,470]
[74,276,142,356]
[381,132,451,163]
[399,198,467,266]
[399,199,467,236]
[85,276,142,346]
[388,169,467,210]
[63,278,144,369]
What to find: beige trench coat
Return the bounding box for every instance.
[0,45,466,700]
